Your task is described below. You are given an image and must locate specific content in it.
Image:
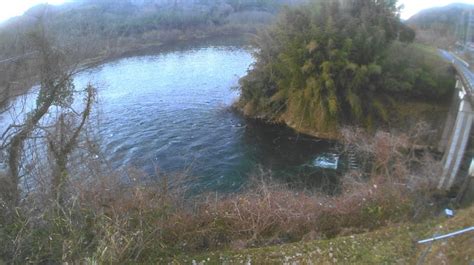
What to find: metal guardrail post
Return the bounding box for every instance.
[417,226,474,244]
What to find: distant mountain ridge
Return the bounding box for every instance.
[406,3,474,48]
[0,0,307,56]
[408,3,474,28]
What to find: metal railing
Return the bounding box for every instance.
[418,226,474,244]
[450,55,474,95]
[454,64,474,92]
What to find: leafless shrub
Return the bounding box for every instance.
[0,121,443,263]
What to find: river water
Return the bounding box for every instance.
[7,39,341,192]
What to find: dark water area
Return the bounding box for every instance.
[71,38,340,192]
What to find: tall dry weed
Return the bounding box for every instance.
[0,125,443,263]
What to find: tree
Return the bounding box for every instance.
[46,84,95,203]
[1,19,95,205]
[399,24,416,43]
[239,0,423,136]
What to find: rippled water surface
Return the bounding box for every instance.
[73,40,337,191]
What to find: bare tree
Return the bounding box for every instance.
[2,19,95,206]
[46,84,95,202]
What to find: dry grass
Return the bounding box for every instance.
[0,125,443,263]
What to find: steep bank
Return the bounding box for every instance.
[280,98,451,140]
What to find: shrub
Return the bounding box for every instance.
[0,126,442,263]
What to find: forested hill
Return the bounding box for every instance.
[0,0,307,110]
[12,0,307,31]
[407,3,474,48]
[4,0,307,30]
[0,0,307,61]
[0,0,308,103]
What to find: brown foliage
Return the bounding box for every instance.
[0,125,442,263]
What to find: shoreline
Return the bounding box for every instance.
[233,97,451,144]
[1,31,255,111]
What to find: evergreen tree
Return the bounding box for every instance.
[239,0,450,136]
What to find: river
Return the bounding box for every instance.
[5,39,341,193]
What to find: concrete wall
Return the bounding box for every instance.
[439,79,474,190]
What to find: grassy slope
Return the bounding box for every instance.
[172,205,473,264]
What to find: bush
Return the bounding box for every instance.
[0,125,442,263]
[381,42,455,100]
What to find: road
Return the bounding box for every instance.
[439,50,474,92]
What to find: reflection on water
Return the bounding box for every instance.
[10,39,340,193]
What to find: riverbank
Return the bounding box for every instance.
[78,29,254,73]
[235,97,451,142]
[0,33,253,119]
[0,24,257,112]
[0,123,450,263]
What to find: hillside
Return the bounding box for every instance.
[0,0,307,110]
[407,3,474,48]
[0,0,308,62]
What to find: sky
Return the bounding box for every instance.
[0,0,474,22]
[0,0,67,22]
[399,0,474,19]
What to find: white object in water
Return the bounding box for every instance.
[312,154,339,170]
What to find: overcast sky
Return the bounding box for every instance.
[399,0,474,19]
[0,0,473,22]
[0,0,67,22]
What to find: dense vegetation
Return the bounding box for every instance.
[1,124,442,263]
[0,0,466,264]
[238,0,454,138]
[0,0,306,62]
[407,3,474,48]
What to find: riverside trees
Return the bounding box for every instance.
[238,0,451,137]
[1,21,96,206]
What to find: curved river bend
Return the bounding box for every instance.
[73,41,337,192]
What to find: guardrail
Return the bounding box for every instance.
[451,52,470,68]
[452,59,474,95]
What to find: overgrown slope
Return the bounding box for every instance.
[180,204,474,264]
